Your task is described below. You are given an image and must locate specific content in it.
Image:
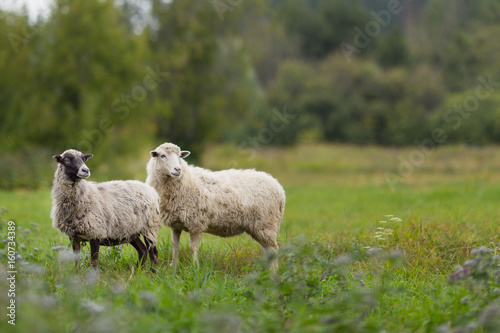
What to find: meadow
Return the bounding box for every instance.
[1,144,500,332]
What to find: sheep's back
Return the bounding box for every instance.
[95,180,160,236]
[194,168,285,229]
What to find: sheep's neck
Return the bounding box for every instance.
[160,169,191,202]
[53,169,89,204]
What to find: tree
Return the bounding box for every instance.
[148,0,262,158]
[275,0,371,59]
[35,0,150,155]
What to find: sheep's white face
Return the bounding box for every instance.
[150,148,190,179]
[53,150,93,181]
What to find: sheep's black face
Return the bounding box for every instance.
[53,150,93,181]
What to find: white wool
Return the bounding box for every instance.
[146,142,286,269]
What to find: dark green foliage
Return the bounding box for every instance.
[2,1,500,188]
[0,147,56,190]
[148,0,260,159]
[268,57,445,145]
[443,246,500,332]
[275,0,371,59]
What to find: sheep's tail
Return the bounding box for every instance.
[279,201,285,219]
[143,206,161,246]
[279,191,286,220]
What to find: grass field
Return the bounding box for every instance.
[1,144,500,332]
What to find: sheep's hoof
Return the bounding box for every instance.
[150,267,157,274]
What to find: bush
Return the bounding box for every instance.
[0,147,56,190]
[266,55,446,146]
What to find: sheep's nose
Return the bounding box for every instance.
[174,167,181,173]
[78,166,90,179]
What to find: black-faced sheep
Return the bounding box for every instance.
[145,142,286,271]
[51,149,161,272]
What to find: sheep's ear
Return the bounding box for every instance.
[53,155,63,164]
[82,154,93,162]
[150,151,158,158]
[180,150,191,159]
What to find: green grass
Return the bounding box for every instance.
[1,144,500,332]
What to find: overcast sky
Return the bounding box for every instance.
[1,0,53,21]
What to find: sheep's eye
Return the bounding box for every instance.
[160,154,166,159]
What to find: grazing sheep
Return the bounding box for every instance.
[146,142,286,271]
[51,149,161,272]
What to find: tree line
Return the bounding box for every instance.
[1,0,500,189]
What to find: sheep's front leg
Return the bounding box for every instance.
[90,239,100,272]
[72,238,81,273]
[170,229,182,266]
[189,232,202,265]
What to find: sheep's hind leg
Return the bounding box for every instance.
[90,239,100,272]
[189,232,202,266]
[252,231,279,272]
[130,238,148,268]
[144,237,159,273]
[144,237,159,265]
[171,229,182,266]
[72,238,81,273]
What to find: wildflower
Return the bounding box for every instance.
[51,246,64,251]
[367,247,382,256]
[471,246,492,256]
[479,304,500,327]
[59,250,78,263]
[34,247,39,252]
[333,254,352,266]
[80,299,105,314]
[21,262,44,275]
[139,290,158,311]
[40,295,57,308]
[390,217,402,222]
[450,267,469,281]
[86,270,99,284]
[111,283,126,294]
[463,259,477,268]
[386,249,404,260]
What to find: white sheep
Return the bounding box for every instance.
[51,149,161,272]
[146,142,286,271]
